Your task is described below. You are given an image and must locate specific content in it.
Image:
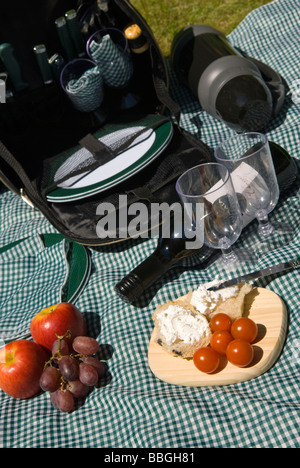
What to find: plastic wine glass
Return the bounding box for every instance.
[214,132,294,249]
[176,162,244,266]
[60,58,104,112]
[87,27,137,110]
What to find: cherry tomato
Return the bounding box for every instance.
[210,331,233,355]
[231,317,258,343]
[193,347,220,374]
[210,313,232,333]
[226,339,254,367]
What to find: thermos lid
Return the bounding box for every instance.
[171,24,285,132]
[198,55,273,131]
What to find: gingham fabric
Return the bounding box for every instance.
[89,34,133,88]
[0,0,299,448]
[65,65,103,112]
[0,232,91,343]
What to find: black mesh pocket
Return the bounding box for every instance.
[39,114,171,197]
[43,122,213,245]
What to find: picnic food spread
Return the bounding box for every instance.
[152,281,252,359]
[0,302,108,414]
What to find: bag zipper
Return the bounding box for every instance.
[20,188,36,209]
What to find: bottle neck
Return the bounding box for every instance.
[115,251,168,303]
[124,24,150,54]
[131,42,150,54]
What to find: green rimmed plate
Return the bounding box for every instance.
[46,119,173,203]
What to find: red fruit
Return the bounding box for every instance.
[210,330,233,355]
[193,347,220,374]
[210,313,232,333]
[72,336,99,355]
[231,317,258,343]
[30,303,87,352]
[226,339,254,367]
[0,340,48,399]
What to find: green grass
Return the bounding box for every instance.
[131,0,272,56]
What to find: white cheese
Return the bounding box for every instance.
[155,304,210,346]
[191,282,239,317]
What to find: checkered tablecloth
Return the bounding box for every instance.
[0,0,299,448]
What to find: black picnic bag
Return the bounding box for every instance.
[0,0,214,247]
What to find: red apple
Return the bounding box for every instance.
[30,302,87,352]
[0,340,48,399]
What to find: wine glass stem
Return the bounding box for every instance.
[221,247,238,264]
[256,210,275,237]
[219,238,237,264]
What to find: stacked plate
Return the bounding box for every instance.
[46,118,174,203]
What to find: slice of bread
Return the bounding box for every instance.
[152,299,212,359]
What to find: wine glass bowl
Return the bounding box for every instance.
[86,27,138,110]
[86,27,133,88]
[176,162,243,265]
[60,58,104,112]
[214,132,280,238]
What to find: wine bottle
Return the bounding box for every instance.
[115,222,213,304]
[124,23,155,103]
[124,24,150,55]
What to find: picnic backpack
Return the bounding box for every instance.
[0,0,296,249]
[0,0,215,247]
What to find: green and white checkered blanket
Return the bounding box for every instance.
[0,0,299,448]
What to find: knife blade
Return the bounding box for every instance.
[207,258,300,291]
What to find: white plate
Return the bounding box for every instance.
[46,120,173,203]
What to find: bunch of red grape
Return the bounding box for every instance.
[40,332,107,413]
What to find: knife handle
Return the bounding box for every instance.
[290,259,300,269]
[0,43,28,91]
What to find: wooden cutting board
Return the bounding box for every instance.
[148,287,288,387]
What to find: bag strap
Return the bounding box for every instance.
[152,73,181,123]
[79,116,170,164]
[0,140,35,192]
[79,133,115,163]
[42,115,171,197]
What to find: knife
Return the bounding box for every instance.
[207,258,300,291]
[0,43,28,92]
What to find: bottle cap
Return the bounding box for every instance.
[115,273,144,304]
[114,253,168,304]
[55,17,67,28]
[33,44,47,54]
[33,44,53,84]
[124,24,149,54]
[65,9,77,21]
[98,0,109,13]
